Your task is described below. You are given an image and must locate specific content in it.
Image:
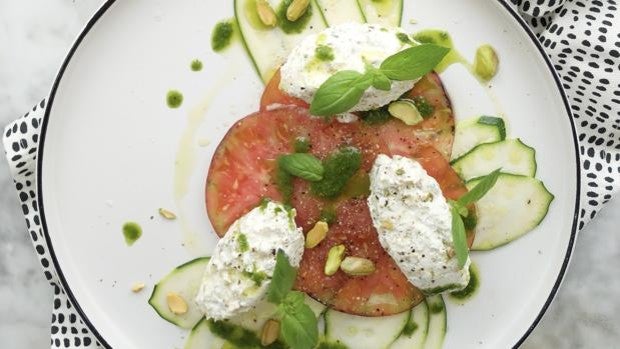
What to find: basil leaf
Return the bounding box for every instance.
[450,204,469,268]
[449,200,468,217]
[380,44,450,81]
[457,169,501,207]
[371,72,392,91]
[279,292,319,349]
[309,70,373,116]
[365,64,391,91]
[279,153,324,181]
[267,250,297,304]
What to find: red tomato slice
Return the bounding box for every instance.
[295,199,425,316]
[259,69,308,111]
[375,73,455,160]
[206,73,470,316]
[413,146,476,247]
[206,108,301,235]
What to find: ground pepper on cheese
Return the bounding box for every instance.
[195,201,304,320]
[280,23,419,113]
[368,154,470,294]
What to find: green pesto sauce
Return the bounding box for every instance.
[259,197,272,210]
[463,209,478,231]
[449,263,480,301]
[122,222,142,246]
[190,59,203,71]
[361,107,391,125]
[237,233,250,252]
[340,172,370,199]
[242,270,268,286]
[411,96,434,118]
[311,147,362,199]
[317,341,349,349]
[319,206,337,225]
[277,0,314,34]
[413,29,466,72]
[396,32,414,45]
[315,45,335,61]
[275,157,294,203]
[429,301,444,314]
[401,317,419,337]
[212,20,235,52]
[166,90,183,109]
[207,319,286,349]
[286,205,296,229]
[423,283,461,296]
[294,136,311,153]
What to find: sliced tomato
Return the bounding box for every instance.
[412,146,476,247]
[295,199,424,316]
[413,146,467,200]
[259,69,308,111]
[206,72,470,316]
[206,107,305,236]
[374,73,455,160]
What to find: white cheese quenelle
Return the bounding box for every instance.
[279,23,418,113]
[195,201,304,320]
[368,154,470,294]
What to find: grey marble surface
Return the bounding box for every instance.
[0,1,618,348]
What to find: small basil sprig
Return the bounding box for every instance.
[267,250,318,349]
[309,44,449,116]
[457,169,501,207]
[309,71,373,117]
[450,205,468,268]
[279,153,324,181]
[448,169,501,267]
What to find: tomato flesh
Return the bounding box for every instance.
[259,69,308,111]
[206,73,470,316]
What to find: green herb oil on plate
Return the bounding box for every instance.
[449,263,480,303]
[211,20,235,52]
[412,29,466,72]
[122,222,142,246]
[166,90,184,108]
[190,59,203,72]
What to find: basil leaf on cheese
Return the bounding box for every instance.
[450,205,469,268]
[267,250,297,304]
[380,44,450,81]
[457,168,501,207]
[309,70,373,116]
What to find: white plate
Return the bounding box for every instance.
[38,0,579,348]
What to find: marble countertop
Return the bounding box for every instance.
[0,1,618,348]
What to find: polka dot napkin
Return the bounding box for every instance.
[2,1,618,348]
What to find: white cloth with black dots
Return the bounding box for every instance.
[2,2,619,348]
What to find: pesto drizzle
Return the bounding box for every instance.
[122,222,142,246]
[449,263,480,301]
[166,90,183,108]
[276,0,314,34]
[207,319,286,348]
[190,59,203,71]
[212,20,235,52]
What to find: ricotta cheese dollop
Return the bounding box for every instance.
[368,154,470,294]
[195,201,305,320]
[280,23,418,112]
